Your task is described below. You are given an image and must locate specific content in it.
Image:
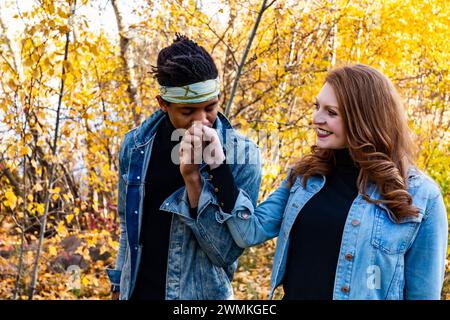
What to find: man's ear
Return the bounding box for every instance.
[156,95,169,112]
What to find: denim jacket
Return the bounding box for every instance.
[106,110,262,300]
[225,167,448,299]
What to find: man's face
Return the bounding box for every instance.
[157,96,219,129]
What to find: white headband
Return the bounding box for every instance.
[159,77,220,103]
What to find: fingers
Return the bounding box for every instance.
[187,121,203,138]
[179,140,193,164]
[202,125,218,143]
[180,132,202,165]
[180,123,223,167]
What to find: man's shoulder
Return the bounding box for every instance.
[121,128,137,149]
[224,128,259,151]
[222,128,261,174]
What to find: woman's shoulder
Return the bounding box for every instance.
[285,169,325,193]
[407,166,442,197]
[407,167,444,217]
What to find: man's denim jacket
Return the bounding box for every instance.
[106,110,262,299]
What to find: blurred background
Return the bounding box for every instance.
[0,0,448,299]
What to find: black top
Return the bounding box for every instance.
[131,117,184,300]
[282,148,359,300]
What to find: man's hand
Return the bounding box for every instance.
[179,122,225,175]
[179,122,203,179]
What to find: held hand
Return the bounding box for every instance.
[202,125,225,170]
[179,122,226,179]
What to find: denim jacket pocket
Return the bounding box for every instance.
[371,207,423,255]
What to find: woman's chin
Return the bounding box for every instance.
[315,140,328,148]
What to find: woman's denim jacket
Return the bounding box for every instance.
[224,168,448,299]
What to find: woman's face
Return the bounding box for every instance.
[313,82,347,149]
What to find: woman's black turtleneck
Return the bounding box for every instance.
[282,148,359,300]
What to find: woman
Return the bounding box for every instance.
[220,64,448,299]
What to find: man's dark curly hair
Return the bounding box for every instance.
[152,33,218,87]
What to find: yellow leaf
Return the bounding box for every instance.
[36,203,45,215]
[67,214,74,223]
[23,57,34,68]
[19,146,31,157]
[59,25,70,34]
[6,146,17,159]
[5,191,17,210]
[82,276,89,287]
[57,7,69,19]
[63,60,72,72]
[87,237,97,248]
[49,246,58,256]
[49,187,61,194]
[7,78,19,90]
[32,67,40,79]
[56,221,67,236]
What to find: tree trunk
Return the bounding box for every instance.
[111,0,141,127]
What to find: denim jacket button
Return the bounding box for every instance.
[140,150,144,154]
[134,210,138,214]
[137,176,140,180]
[351,219,360,226]
[345,253,353,261]
[341,285,350,293]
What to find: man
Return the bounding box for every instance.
[106,34,261,300]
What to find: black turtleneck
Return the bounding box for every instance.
[282,148,359,300]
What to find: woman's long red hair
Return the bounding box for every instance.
[289,64,419,221]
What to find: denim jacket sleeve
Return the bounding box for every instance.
[404,191,448,299]
[106,133,131,290]
[225,175,292,248]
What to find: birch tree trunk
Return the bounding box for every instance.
[111,0,141,127]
